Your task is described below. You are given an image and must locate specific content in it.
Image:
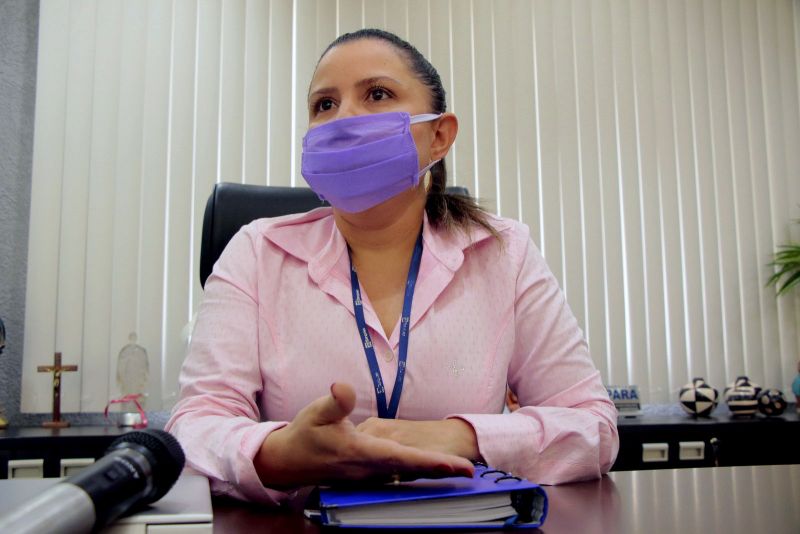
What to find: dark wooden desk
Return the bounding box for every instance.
[212,464,800,533]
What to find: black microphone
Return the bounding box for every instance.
[0,429,185,533]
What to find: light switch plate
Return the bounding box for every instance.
[60,458,95,477]
[8,459,44,479]
[642,443,669,462]
[679,441,705,461]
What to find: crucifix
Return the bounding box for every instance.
[37,352,78,428]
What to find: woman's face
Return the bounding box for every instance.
[307,39,438,168]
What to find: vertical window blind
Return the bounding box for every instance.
[22,0,800,412]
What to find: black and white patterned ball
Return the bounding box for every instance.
[757,388,787,416]
[726,385,759,416]
[679,377,719,417]
[724,375,761,402]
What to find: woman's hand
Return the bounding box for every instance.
[254,383,474,489]
[356,417,481,460]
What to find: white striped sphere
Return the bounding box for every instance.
[723,376,761,402]
[726,386,759,416]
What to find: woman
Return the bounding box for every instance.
[166,29,618,504]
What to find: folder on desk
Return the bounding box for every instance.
[312,464,548,529]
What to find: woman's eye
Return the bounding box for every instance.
[369,87,390,101]
[316,98,334,112]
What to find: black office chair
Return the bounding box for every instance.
[199,182,471,287]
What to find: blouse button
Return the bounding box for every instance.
[383,350,394,362]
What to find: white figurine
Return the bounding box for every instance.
[116,332,149,409]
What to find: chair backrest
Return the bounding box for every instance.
[199,182,470,287]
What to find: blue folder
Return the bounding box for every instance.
[312,464,548,529]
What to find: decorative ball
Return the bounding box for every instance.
[757,388,787,416]
[724,375,761,402]
[679,377,719,417]
[726,385,759,416]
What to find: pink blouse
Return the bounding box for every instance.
[166,208,618,504]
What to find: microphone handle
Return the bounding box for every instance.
[70,448,154,526]
[0,448,153,533]
[0,484,95,534]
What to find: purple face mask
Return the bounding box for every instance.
[301,111,441,213]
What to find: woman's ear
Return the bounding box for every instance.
[430,113,458,161]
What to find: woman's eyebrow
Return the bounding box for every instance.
[308,76,404,102]
[355,76,404,88]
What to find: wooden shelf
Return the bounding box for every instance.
[2,411,798,478]
[0,426,133,478]
[613,408,800,471]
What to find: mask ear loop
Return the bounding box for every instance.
[411,113,443,193]
[409,112,443,124]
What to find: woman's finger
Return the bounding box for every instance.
[304,382,357,426]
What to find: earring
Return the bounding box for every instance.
[423,171,432,192]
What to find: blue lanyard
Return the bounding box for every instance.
[349,232,423,419]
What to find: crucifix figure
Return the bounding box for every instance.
[37,352,78,428]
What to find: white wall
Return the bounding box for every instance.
[22,0,800,412]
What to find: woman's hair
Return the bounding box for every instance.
[318,28,499,239]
